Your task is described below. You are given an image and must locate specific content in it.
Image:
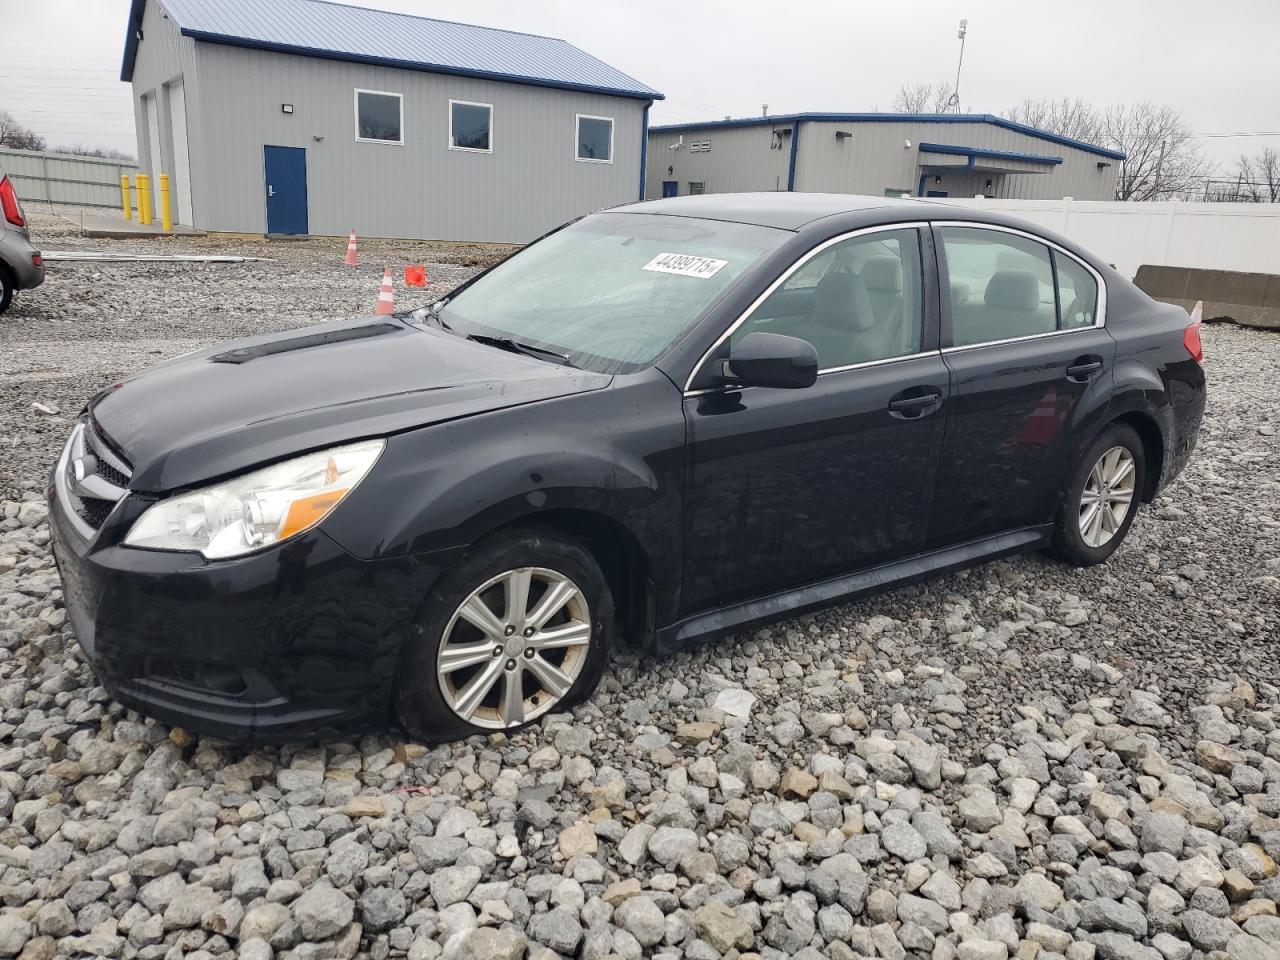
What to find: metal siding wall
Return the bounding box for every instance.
[130,0,209,224]
[645,125,791,198]
[0,148,139,207]
[790,120,1118,200]
[192,42,643,242]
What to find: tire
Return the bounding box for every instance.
[1048,423,1146,566]
[394,526,613,743]
[0,267,13,316]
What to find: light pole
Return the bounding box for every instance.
[948,19,968,114]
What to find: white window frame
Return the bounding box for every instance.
[575,113,614,164]
[448,99,494,154]
[354,88,404,146]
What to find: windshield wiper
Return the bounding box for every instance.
[466,334,575,367]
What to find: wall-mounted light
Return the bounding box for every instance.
[835,130,852,141]
[667,165,673,175]
[904,139,912,149]
[985,179,993,190]
[934,175,942,184]
[313,135,324,142]
[282,104,294,115]
[1097,161,1112,169]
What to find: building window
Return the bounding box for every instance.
[355,89,403,144]
[576,114,613,162]
[450,100,493,153]
[688,182,705,195]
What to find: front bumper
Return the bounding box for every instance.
[48,475,446,741]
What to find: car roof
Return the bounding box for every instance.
[614,192,932,231]
[610,192,1114,278]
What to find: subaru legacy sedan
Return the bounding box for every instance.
[48,194,1205,742]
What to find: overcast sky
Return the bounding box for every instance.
[2,0,1277,170]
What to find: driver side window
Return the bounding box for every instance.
[731,229,923,369]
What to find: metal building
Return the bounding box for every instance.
[121,0,662,242]
[647,114,1123,202]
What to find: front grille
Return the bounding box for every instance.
[76,497,115,529]
[56,419,133,538]
[95,458,130,488]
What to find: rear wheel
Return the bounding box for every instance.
[394,527,613,742]
[1048,423,1146,566]
[0,267,13,316]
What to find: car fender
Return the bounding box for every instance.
[320,377,686,613]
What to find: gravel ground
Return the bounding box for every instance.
[0,208,1276,960]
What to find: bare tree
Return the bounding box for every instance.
[1232,147,1280,202]
[0,111,46,151]
[893,82,957,113]
[52,144,136,161]
[1002,98,1104,145]
[1104,102,1214,201]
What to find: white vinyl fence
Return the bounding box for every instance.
[0,146,138,209]
[933,197,1280,280]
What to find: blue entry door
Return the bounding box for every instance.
[263,145,308,235]
[662,180,678,198]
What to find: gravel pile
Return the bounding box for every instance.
[0,209,1277,960]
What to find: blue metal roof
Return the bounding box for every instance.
[650,113,1125,161]
[121,0,662,101]
[918,142,1063,166]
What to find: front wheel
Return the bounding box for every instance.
[394,528,613,743]
[1048,423,1146,566]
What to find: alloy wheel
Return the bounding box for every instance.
[1079,445,1136,548]
[436,567,591,729]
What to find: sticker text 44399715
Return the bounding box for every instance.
[642,252,729,279]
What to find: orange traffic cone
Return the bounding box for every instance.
[344,229,359,266]
[374,267,395,315]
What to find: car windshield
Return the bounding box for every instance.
[437,212,787,374]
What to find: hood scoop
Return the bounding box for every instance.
[210,322,401,364]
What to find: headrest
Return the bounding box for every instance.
[984,270,1040,311]
[812,271,874,332]
[861,256,902,293]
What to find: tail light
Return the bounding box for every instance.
[0,176,25,228]
[1183,316,1203,364]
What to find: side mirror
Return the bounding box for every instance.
[723,332,818,389]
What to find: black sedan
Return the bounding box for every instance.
[48,194,1206,741]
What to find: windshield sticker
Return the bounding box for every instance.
[642,252,729,279]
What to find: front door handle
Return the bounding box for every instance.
[268,185,276,198]
[1066,356,1103,382]
[888,388,943,419]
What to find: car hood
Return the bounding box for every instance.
[90,316,610,492]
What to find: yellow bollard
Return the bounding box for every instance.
[120,174,133,221]
[137,174,152,225]
[159,174,172,232]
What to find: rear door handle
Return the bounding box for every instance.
[888,388,943,419]
[268,185,276,197]
[1066,356,1103,382]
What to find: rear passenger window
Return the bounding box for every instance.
[1054,252,1098,329]
[732,228,923,369]
[941,227,1056,347]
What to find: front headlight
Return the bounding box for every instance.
[124,439,385,559]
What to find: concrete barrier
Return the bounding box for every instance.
[1134,265,1280,331]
